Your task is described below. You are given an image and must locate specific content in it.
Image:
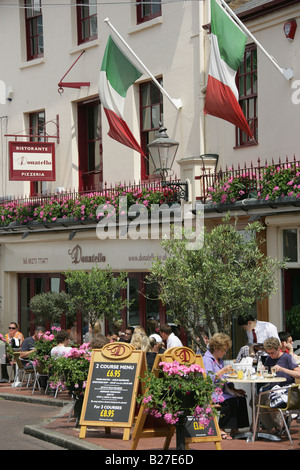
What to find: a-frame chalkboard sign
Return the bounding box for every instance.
[79,342,146,441]
[131,346,222,450]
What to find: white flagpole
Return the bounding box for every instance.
[104,18,182,109]
[218,0,293,81]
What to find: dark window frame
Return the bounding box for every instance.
[136,0,162,24]
[76,0,98,45]
[25,0,44,61]
[139,79,163,180]
[235,43,258,147]
[78,99,103,191]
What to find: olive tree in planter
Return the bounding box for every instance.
[147,214,286,352]
[63,266,128,333]
[29,291,72,326]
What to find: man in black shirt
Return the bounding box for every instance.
[20,326,45,367]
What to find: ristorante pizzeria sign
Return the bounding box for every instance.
[9,141,55,181]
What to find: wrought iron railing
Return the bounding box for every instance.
[0,176,182,207]
[195,155,300,203]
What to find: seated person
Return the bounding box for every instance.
[20,326,45,368]
[90,334,109,349]
[20,326,47,389]
[257,337,300,432]
[279,331,300,365]
[203,332,249,440]
[146,334,166,371]
[5,322,24,348]
[1,322,25,382]
[50,330,72,357]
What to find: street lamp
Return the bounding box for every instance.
[147,123,188,201]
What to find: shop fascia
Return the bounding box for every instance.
[96,197,204,250]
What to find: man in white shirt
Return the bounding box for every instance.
[237,315,279,345]
[160,324,183,349]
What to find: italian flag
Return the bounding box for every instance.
[204,0,253,138]
[99,35,145,155]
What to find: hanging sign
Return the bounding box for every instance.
[79,342,146,441]
[9,141,56,181]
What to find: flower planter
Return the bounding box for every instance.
[174,391,196,450]
[73,393,84,428]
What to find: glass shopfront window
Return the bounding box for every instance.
[18,273,64,338]
[283,229,298,263]
[19,271,165,342]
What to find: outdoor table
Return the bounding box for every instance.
[225,375,286,442]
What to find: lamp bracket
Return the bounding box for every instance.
[162,181,189,202]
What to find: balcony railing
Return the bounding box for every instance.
[0,177,183,228]
[0,177,181,206]
[195,156,300,204]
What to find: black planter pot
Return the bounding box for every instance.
[174,391,196,450]
[73,394,84,428]
[175,414,188,450]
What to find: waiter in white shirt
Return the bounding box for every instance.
[160,324,183,349]
[237,314,279,344]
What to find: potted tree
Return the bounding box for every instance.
[63,266,128,333]
[29,291,72,326]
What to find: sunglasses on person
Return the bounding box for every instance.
[9,326,17,330]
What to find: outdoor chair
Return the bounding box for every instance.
[45,381,60,398]
[15,356,35,390]
[31,362,48,394]
[254,384,300,445]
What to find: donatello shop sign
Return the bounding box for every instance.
[9,141,55,181]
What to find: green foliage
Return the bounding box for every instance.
[208,173,256,203]
[0,186,179,226]
[148,214,286,350]
[63,266,128,330]
[259,164,300,200]
[207,163,300,204]
[29,291,71,324]
[285,304,300,339]
[137,360,223,426]
[30,328,59,373]
[48,344,92,395]
[0,334,14,363]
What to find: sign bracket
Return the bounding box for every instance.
[5,115,60,144]
[57,50,90,94]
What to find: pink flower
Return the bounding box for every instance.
[143,395,152,404]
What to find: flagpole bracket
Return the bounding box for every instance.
[282,68,294,81]
[172,99,183,110]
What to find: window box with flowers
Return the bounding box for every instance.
[207,172,257,204]
[0,186,179,227]
[207,162,300,205]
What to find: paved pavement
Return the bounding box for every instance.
[0,399,66,450]
[0,381,300,452]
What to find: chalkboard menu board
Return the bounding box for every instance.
[79,343,146,441]
[83,361,137,423]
